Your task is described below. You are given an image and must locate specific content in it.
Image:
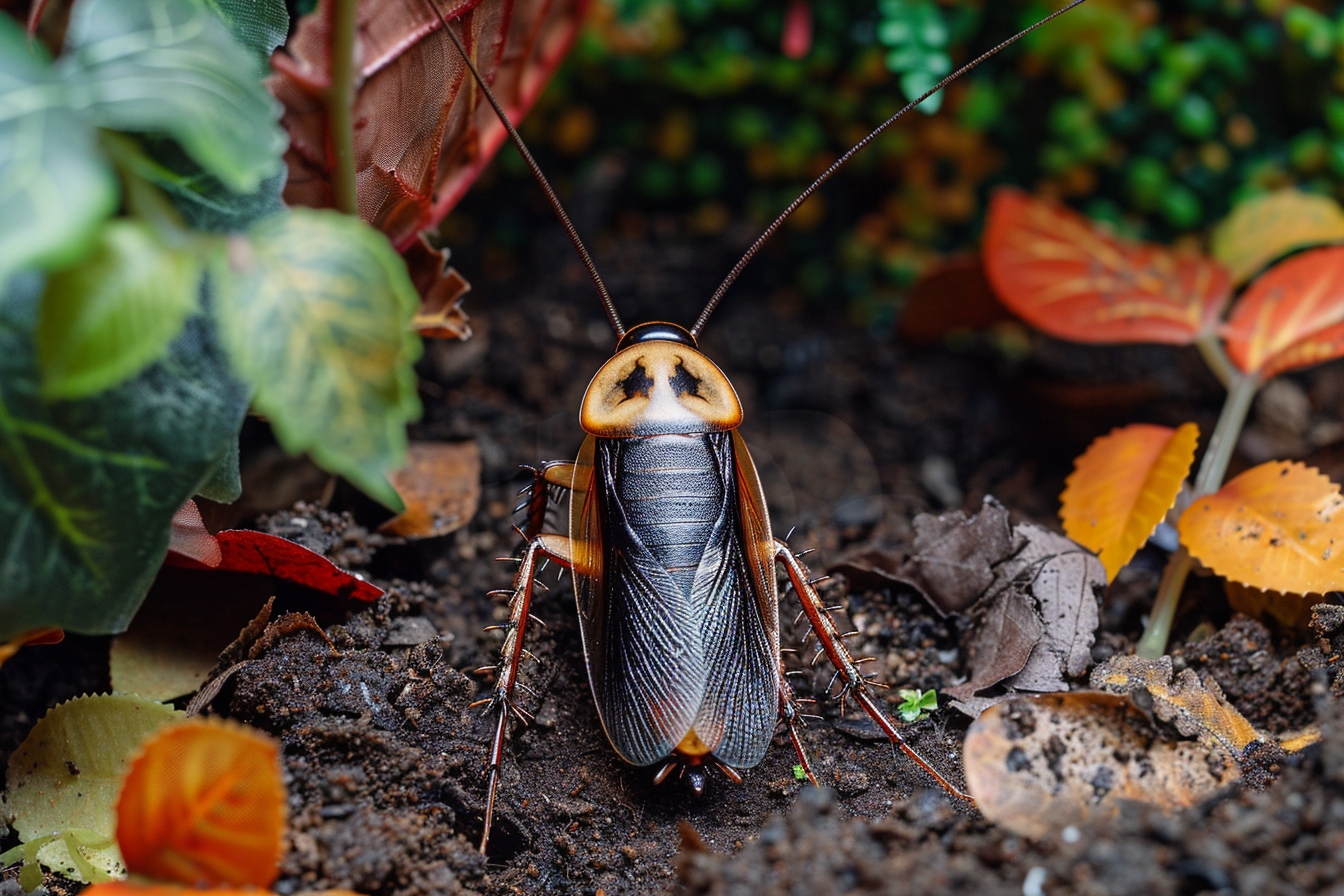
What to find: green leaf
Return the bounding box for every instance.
[204,0,289,66]
[196,425,242,504]
[213,210,422,508]
[0,275,250,640]
[37,221,201,399]
[0,16,118,284]
[137,137,288,234]
[4,694,182,883]
[59,0,284,193]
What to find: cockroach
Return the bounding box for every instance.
[430,0,1089,853]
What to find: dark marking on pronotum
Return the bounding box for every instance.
[670,360,701,398]
[619,361,654,401]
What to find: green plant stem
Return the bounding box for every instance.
[326,0,359,216]
[1195,332,1235,389]
[1136,370,1261,658]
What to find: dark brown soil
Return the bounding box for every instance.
[5,201,1344,896]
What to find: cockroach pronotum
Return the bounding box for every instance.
[430,0,1089,852]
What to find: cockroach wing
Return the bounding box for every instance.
[570,437,709,766]
[683,433,781,769]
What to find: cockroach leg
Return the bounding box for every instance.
[778,668,819,786]
[774,538,975,806]
[520,461,577,538]
[480,531,572,855]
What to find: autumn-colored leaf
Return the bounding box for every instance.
[380,441,481,538]
[896,254,1011,346]
[1224,580,1316,630]
[1178,461,1344,595]
[405,237,472,339]
[1221,245,1344,378]
[272,0,590,254]
[116,719,285,888]
[0,627,63,668]
[163,529,382,601]
[982,188,1231,345]
[167,499,221,568]
[1211,189,1344,286]
[1060,422,1199,581]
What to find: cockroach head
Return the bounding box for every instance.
[581,322,741,438]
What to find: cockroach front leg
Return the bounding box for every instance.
[477,532,572,853]
[775,538,975,805]
[518,461,577,538]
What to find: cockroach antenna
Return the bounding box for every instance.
[426,3,626,338]
[688,0,1092,338]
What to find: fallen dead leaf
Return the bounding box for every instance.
[944,585,1041,700]
[405,237,472,340]
[964,691,1241,839]
[380,441,481,538]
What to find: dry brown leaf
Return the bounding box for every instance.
[996,525,1106,689]
[944,585,1041,700]
[405,237,472,340]
[964,691,1241,839]
[380,441,481,538]
[272,0,589,253]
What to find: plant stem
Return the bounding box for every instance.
[1195,332,1234,389]
[326,0,359,216]
[1135,370,1261,658]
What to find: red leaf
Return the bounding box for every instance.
[272,0,591,253]
[1221,245,1344,378]
[781,0,812,59]
[164,530,382,602]
[982,188,1231,345]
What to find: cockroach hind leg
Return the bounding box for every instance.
[775,536,975,807]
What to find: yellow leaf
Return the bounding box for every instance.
[1179,461,1344,594]
[1061,422,1199,581]
[115,719,285,888]
[1211,189,1344,286]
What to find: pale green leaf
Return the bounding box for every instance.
[0,275,250,640]
[213,210,422,507]
[4,694,182,882]
[59,0,284,193]
[0,16,118,284]
[205,0,289,65]
[37,221,201,399]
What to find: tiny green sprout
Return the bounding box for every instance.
[897,688,938,723]
[792,764,808,781]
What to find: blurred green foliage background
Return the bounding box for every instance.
[451,0,1344,329]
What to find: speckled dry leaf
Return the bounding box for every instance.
[380,441,481,538]
[1211,189,1344,286]
[5,695,183,881]
[1061,423,1199,581]
[963,692,1240,839]
[1178,461,1344,595]
[1224,580,1316,629]
[116,719,285,887]
[982,188,1231,345]
[1222,246,1344,378]
[944,585,1041,700]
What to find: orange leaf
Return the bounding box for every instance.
[0,627,64,668]
[982,188,1231,345]
[1178,461,1344,595]
[380,441,481,539]
[115,720,286,888]
[1221,245,1344,378]
[1061,423,1199,581]
[1211,189,1344,286]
